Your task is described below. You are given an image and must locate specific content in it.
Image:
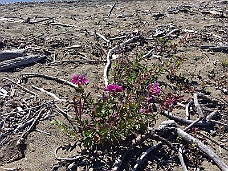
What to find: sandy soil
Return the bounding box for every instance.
[0,0,227,170]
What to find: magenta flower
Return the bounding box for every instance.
[160,93,182,111]
[72,75,79,85]
[147,82,160,95]
[72,74,88,85]
[139,108,144,113]
[79,74,89,85]
[105,84,123,93]
[86,124,92,130]
[146,97,153,103]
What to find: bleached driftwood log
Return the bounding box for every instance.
[158,120,228,171]
[0,49,26,62]
[161,111,212,126]
[0,55,46,71]
[177,128,228,171]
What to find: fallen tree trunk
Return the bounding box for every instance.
[0,55,46,71]
[0,49,26,62]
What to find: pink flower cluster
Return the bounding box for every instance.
[161,93,182,111]
[105,84,123,93]
[147,82,160,95]
[72,74,89,85]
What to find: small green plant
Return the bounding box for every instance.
[220,58,228,68]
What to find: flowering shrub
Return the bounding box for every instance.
[54,53,183,149]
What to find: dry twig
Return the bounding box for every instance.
[178,144,188,171]
[107,2,117,18]
[16,107,46,145]
[32,85,67,102]
[21,73,77,89]
[3,77,37,96]
[104,36,143,86]
[161,111,211,126]
[193,93,205,119]
[132,142,163,171]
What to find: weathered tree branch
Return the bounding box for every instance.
[32,85,67,102]
[161,111,211,126]
[133,142,163,171]
[21,73,78,89]
[0,49,26,62]
[0,55,46,71]
[3,77,37,96]
[178,144,188,171]
[176,128,228,171]
[107,2,117,18]
[193,93,205,119]
[104,36,143,86]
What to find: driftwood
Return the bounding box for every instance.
[185,99,193,120]
[95,31,110,43]
[104,36,143,86]
[163,28,180,38]
[142,48,154,58]
[16,107,45,145]
[132,142,163,171]
[49,22,77,28]
[209,46,228,52]
[178,144,188,171]
[201,45,228,52]
[21,73,78,89]
[161,111,212,126]
[54,104,73,118]
[157,120,228,171]
[183,117,203,131]
[0,55,46,71]
[0,49,26,62]
[65,44,82,49]
[14,118,34,133]
[0,88,8,98]
[109,35,128,41]
[2,101,54,117]
[107,2,116,17]
[176,128,228,171]
[32,85,67,102]
[3,77,37,96]
[112,133,151,171]
[24,17,53,24]
[50,59,106,65]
